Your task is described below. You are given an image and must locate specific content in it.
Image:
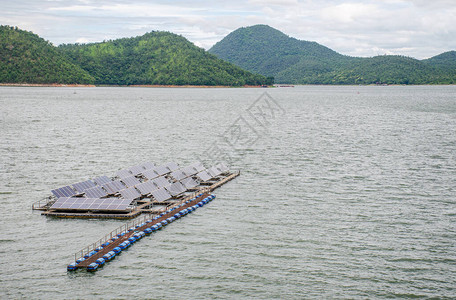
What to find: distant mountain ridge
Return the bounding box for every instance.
[0,25,271,86]
[209,24,456,84]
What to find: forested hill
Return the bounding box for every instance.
[0,25,95,84]
[58,31,272,86]
[209,24,456,84]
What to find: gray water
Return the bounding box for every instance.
[1,85,455,299]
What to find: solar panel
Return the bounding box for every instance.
[143,169,160,180]
[216,163,230,173]
[182,165,198,176]
[93,176,111,186]
[165,181,187,196]
[170,169,187,181]
[151,188,172,202]
[190,161,205,172]
[102,180,125,195]
[136,181,158,195]
[207,166,222,177]
[50,197,132,211]
[141,162,155,170]
[180,177,198,189]
[154,165,170,176]
[121,176,141,188]
[151,176,170,189]
[116,169,133,179]
[165,162,179,171]
[84,186,108,198]
[72,180,96,193]
[119,187,141,200]
[129,165,144,176]
[196,170,212,181]
[51,186,76,198]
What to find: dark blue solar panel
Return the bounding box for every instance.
[93,176,111,186]
[116,169,133,179]
[51,186,76,198]
[141,162,155,170]
[122,176,141,188]
[151,188,172,202]
[143,169,160,180]
[165,182,187,196]
[72,180,96,194]
[129,165,144,176]
[154,165,170,176]
[84,186,108,198]
[181,177,198,189]
[102,180,125,195]
[151,176,170,189]
[119,187,141,200]
[136,181,157,195]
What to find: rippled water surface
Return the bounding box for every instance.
[1,86,455,299]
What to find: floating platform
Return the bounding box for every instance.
[33,161,239,219]
[69,192,217,271]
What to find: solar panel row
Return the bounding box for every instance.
[72,180,96,194]
[102,180,125,195]
[166,182,186,196]
[50,197,132,211]
[119,187,141,200]
[93,176,111,186]
[181,177,198,189]
[170,169,187,181]
[84,186,108,198]
[136,181,158,196]
[143,169,160,180]
[121,176,141,188]
[116,169,133,179]
[151,176,170,189]
[51,186,76,198]
[196,170,212,182]
[151,188,172,202]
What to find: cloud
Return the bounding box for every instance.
[0,0,455,59]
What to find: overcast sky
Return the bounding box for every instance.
[1,0,455,59]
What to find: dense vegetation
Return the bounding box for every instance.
[0,25,271,86]
[209,25,456,84]
[58,31,272,86]
[0,26,95,84]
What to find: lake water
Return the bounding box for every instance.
[1,85,455,299]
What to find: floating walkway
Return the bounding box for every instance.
[68,192,216,272]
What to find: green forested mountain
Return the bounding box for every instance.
[209,25,456,84]
[0,26,95,84]
[58,31,271,86]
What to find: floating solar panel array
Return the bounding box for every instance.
[50,197,132,211]
[48,161,232,213]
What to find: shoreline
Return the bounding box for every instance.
[0,83,270,88]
